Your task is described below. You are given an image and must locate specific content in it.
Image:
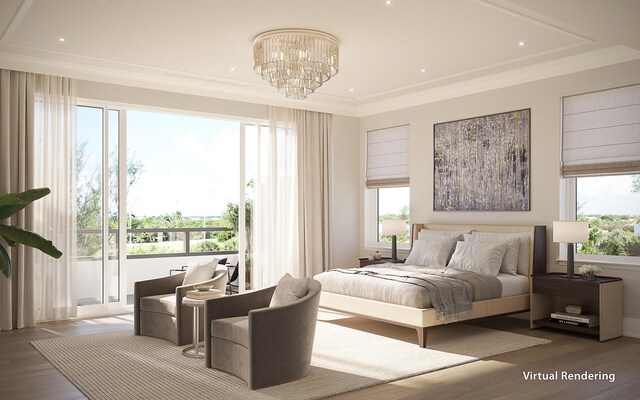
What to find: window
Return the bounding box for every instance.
[576,175,640,258]
[377,187,410,244]
[561,84,640,265]
[365,125,410,248]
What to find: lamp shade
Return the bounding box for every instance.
[553,221,589,243]
[381,219,406,236]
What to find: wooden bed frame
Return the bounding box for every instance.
[319,223,547,347]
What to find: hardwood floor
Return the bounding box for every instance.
[1,313,638,400]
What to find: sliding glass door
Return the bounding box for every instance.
[76,105,124,315]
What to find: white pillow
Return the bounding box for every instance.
[269,273,311,307]
[463,233,519,275]
[418,229,470,241]
[447,241,508,276]
[405,239,456,267]
[182,258,221,286]
[471,231,531,275]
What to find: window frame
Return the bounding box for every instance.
[363,186,410,253]
[561,177,640,268]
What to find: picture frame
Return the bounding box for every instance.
[433,109,530,211]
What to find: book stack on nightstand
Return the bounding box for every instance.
[549,305,600,328]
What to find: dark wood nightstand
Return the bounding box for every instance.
[530,273,623,341]
[358,257,404,267]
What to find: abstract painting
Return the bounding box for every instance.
[433,109,530,211]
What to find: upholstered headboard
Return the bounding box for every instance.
[410,223,546,276]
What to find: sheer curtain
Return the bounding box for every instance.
[0,69,36,330]
[252,107,331,288]
[32,75,78,321]
[0,70,77,330]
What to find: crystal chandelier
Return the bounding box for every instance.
[253,29,339,100]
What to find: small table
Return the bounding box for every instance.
[181,297,207,358]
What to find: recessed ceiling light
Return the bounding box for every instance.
[59,37,65,42]
[420,68,427,73]
[518,41,526,47]
[349,88,355,92]
[384,0,393,5]
[229,67,235,72]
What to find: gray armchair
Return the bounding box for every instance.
[204,279,321,389]
[134,266,228,345]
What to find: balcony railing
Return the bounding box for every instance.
[77,227,238,259]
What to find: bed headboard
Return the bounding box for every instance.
[410,223,546,276]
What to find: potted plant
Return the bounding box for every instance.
[0,188,62,278]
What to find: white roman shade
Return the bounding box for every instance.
[561,84,640,177]
[366,124,410,188]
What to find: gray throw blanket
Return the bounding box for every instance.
[323,266,502,323]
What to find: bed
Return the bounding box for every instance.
[316,223,546,347]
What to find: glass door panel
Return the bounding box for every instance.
[76,106,104,306]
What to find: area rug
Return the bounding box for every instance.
[32,312,550,400]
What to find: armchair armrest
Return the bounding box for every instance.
[134,272,185,335]
[203,286,276,368]
[204,286,276,321]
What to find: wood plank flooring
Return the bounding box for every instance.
[0,313,638,400]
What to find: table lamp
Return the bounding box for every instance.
[553,221,589,279]
[381,219,406,262]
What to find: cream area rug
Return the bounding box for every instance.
[32,312,550,400]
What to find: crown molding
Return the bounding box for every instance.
[355,45,640,117]
[2,45,639,118]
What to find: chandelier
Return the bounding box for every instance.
[253,29,339,100]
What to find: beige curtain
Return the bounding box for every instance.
[252,107,331,288]
[0,70,77,330]
[32,75,77,321]
[0,69,36,330]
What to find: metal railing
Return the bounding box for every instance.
[77,227,238,259]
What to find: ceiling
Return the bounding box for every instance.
[1,0,639,116]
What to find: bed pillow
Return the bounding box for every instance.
[417,229,470,241]
[405,239,456,268]
[463,234,520,275]
[269,273,311,307]
[471,231,531,275]
[447,241,508,276]
[182,258,221,286]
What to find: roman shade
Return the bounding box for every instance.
[561,84,640,177]
[366,124,410,188]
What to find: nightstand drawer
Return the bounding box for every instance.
[533,277,599,298]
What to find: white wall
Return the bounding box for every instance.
[330,115,360,267]
[359,60,640,336]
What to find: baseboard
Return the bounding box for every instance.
[623,317,640,338]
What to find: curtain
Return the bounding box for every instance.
[32,75,78,321]
[0,69,36,330]
[252,107,332,288]
[0,69,77,330]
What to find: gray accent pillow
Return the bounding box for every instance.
[405,239,456,267]
[448,241,508,276]
[269,273,311,307]
[182,258,220,286]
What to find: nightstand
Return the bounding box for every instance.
[530,273,623,341]
[358,257,404,268]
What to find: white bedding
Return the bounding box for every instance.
[497,273,529,297]
[315,264,503,310]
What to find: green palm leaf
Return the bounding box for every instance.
[0,188,62,279]
[0,225,62,260]
[0,188,51,219]
[0,245,10,279]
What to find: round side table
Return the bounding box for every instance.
[181,296,206,358]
